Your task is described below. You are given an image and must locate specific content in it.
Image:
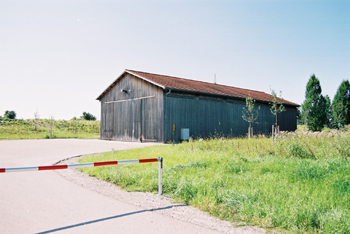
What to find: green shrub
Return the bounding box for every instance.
[286,141,312,158]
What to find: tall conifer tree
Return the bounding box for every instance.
[332,80,350,128]
[301,74,327,131]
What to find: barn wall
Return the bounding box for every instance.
[164,92,297,142]
[278,106,297,131]
[100,74,164,142]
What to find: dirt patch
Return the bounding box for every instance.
[55,155,266,234]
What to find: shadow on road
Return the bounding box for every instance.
[36,204,187,234]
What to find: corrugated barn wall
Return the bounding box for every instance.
[164,91,297,142]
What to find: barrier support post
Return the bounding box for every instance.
[158,157,163,195]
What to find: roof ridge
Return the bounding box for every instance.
[126,69,199,83]
[125,69,165,89]
[125,69,269,95]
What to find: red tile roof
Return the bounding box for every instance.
[97,69,299,106]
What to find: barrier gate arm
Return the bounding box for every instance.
[0,157,163,195]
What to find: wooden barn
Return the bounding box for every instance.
[97,69,299,142]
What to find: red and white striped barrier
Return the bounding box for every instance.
[0,158,160,173]
[0,157,163,194]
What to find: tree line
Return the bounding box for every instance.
[242,74,349,136]
[299,74,350,131]
[0,111,97,121]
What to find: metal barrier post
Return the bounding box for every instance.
[158,157,163,195]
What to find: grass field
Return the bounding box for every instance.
[0,119,100,139]
[80,127,350,234]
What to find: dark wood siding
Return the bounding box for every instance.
[278,106,297,132]
[100,74,164,142]
[164,92,297,142]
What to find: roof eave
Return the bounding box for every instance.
[96,70,128,101]
[166,87,300,107]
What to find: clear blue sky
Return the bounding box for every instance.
[1,0,349,120]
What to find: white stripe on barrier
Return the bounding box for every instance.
[67,163,94,169]
[117,159,139,164]
[5,167,38,172]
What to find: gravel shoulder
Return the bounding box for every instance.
[55,155,267,234]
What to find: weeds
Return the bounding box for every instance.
[79,129,350,233]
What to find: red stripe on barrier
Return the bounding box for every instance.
[0,158,162,173]
[38,165,68,171]
[94,161,118,167]
[139,158,158,163]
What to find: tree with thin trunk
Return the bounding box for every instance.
[270,90,285,127]
[242,95,260,138]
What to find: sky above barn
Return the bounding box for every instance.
[1,0,349,120]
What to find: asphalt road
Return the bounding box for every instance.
[0,139,227,234]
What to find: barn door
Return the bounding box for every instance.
[132,99,142,141]
[104,102,114,140]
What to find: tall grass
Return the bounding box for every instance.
[79,130,350,233]
[0,118,100,139]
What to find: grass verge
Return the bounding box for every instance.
[0,119,100,139]
[79,131,350,233]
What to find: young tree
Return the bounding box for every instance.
[270,90,285,127]
[270,90,285,142]
[242,96,260,138]
[81,112,96,121]
[301,74,327,131]
[4,110,16,119]
[332,80,350,128]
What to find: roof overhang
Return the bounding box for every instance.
[96,69,166,101]
[165,87,300,107]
